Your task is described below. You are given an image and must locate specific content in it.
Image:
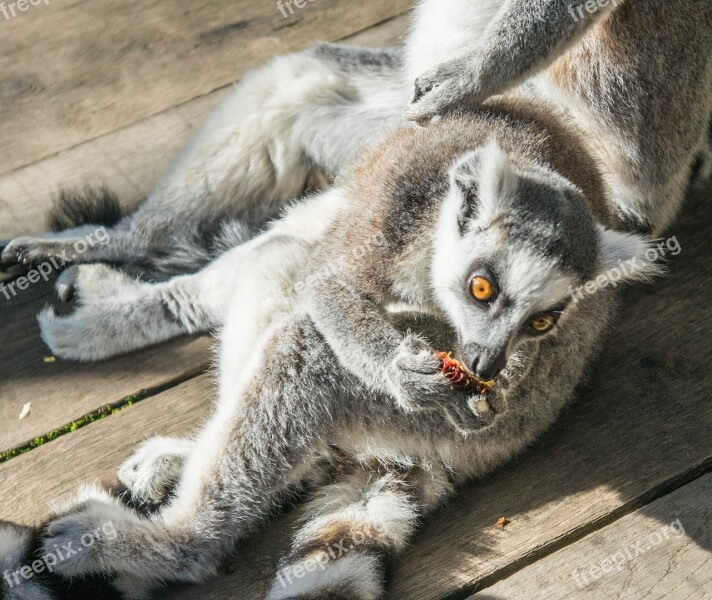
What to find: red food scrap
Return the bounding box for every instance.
[436,351,494,395]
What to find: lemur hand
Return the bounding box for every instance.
[405,53,483,124]
[392,334,454,412]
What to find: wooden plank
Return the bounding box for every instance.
[0,13,408,239]
[0,0,409,177]
[480,475,712,599]
[0,276,211,454]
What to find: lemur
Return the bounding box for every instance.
[1,0,711,289]
[0,0,710,598]
[1,114,661,600]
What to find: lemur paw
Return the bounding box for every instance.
[405,56,481,123]
[0,236,67,269]
[38,265,135,361]
[43,485,128,577]
[118,437,193,504]
[392,334,454,412]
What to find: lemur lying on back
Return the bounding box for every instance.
[2,114,660,600]
[0,0,710,598]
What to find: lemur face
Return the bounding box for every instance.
[429,141,656,381]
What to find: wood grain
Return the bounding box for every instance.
[479,475,712,599]
[0,277,212,454]
[0,0,409,177]
[0,375,212,526]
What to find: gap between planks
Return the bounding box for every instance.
[476,473,712,599]
[0,0,411,176]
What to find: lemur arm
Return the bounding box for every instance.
[306,272,453,413]
[406,0,622,121]
[307,274,405,396]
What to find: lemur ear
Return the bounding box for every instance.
[595,226,666,284]
[449,139,518,231]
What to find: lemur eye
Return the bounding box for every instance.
[471,276,494,302]
[529,313,557,334]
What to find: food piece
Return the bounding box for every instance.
[436,351,494,395]
[496,517,509,528]
[43,355,56,363]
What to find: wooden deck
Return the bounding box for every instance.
[0,2,710,598]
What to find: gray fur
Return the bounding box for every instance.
[1,45,406,282]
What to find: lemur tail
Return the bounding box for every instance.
[46,186,125,232]
[0,521,121,600]
[266,466,452,600]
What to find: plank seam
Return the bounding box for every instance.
[0,362,208,464]
[1,13,408,178]
[440,455,712,600]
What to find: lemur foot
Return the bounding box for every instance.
[38,264,136,360]
[0,236,72,269]
[117,437,194,504]
[392,334,455,412]
[43,485,134,577]
[405,54,482,123]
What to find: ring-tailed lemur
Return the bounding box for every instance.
[0,1,709,598]
[1,112,662,599]
[1,0,710,289]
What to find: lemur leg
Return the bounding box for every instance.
[38,188,344,361]
[406,0,616,120]
[0,523,54,600]
[267,463,453,600]
[41,349,334,582]
[2,46,405,281]
[40,292,353,583]
[0,223,113,277]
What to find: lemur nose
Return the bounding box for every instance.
[474,364,500,381]
[471,355,505,381]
